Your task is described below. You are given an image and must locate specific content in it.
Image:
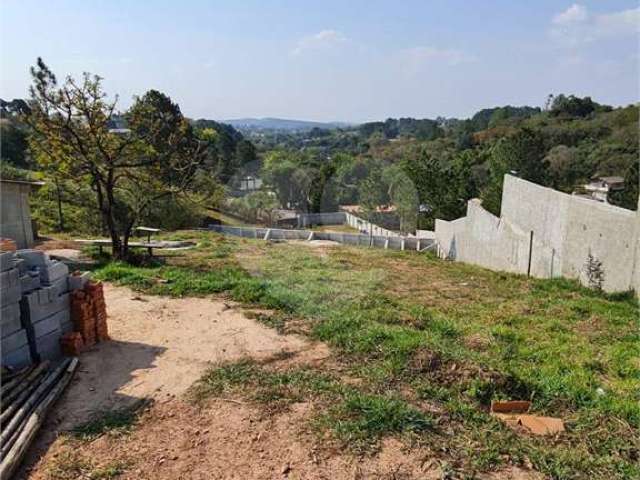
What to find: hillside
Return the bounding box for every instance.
[223,117,352,132]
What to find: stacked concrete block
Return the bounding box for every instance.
[1,251,32,368]
[2,248,98,368]
[16,249,70,286]
[16,250,73,362]
[20,290,71,361]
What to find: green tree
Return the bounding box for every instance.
[609,161,639,211]
[25,58,205,258]
[382,165,418,234]
[482,128,548,215]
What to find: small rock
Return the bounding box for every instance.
[281,463,291,475]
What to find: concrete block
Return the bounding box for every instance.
[30,309,68,339]
[0,283,22,308]
[15,249,51,268]
[69,271,92,291]
[33,328,62,362]
[20,272,41,294]
[1,344,32,368]
[1,302,22,336]
[20,292,70,324]
[38,261,69,285]
[49,275,69,297]
[1,329,28,353]
[0,268,20,288]
[61,319,74,334]
[0,251,16,272]
[13,257,27,274]
[2,315,22,338]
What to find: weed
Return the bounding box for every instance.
[72,400,150,440]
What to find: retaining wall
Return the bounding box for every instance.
[501,175,637,292]
[208,225,434,252]
[435,175,639,292]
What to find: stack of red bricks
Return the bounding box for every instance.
[0,238,17,251]
[60,332,84,356]
[87,281,109,341]
[68,280,110,352]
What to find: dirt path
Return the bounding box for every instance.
[57,284,310,428]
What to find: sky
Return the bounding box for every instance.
[1,0,638,122]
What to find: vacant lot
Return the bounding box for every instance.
[33,231,639,479]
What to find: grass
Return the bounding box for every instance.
[46,447,128,480]
[91,230,640,479]
[71,400,150,440]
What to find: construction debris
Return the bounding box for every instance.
[0,357,79,480]
[490,400,565,435]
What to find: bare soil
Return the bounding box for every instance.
[20,284,541,480]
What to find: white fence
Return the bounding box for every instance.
[295,211,405,237]
[208,225,435,252]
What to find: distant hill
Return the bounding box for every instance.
[223,117,353,132]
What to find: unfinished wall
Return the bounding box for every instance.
[434,217,466,260]
[0,182,35,249]
[435,175,638,292]
[502,175,637,292]
[437,200,556,277]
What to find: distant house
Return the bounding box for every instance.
[0,179,45,248]
[581,176,625,203]
[238,175,262,192]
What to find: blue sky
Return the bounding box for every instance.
[1,1,638,122]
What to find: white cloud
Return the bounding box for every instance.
[552,4,588,26]
[595,7,640,36]
[400,46,476,70]
[291,30,347,56]
[551,4,639,46]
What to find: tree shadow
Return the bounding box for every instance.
[15,339,167,479]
